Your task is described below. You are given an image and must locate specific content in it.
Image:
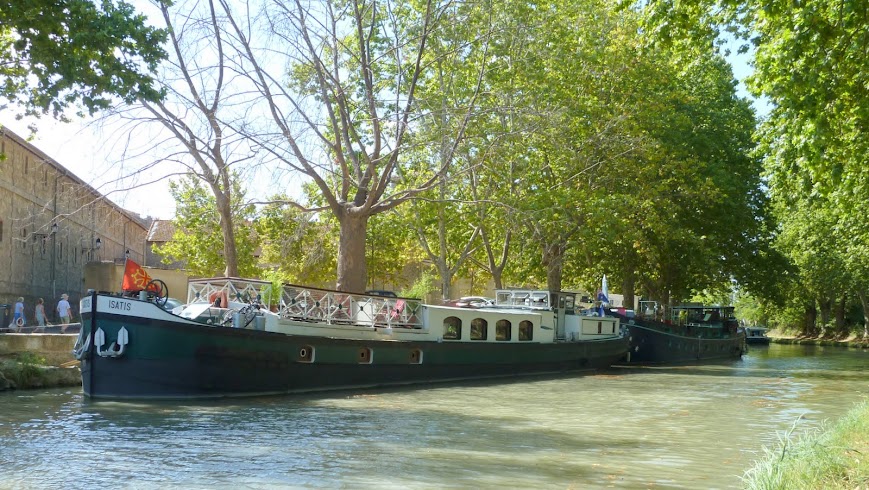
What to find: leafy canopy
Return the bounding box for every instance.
[0,0,166,118]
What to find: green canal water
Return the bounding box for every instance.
[1,343,867,489]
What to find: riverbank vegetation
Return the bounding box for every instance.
[0,353,80,392]
[744,400,869,489]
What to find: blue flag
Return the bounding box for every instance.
[597,275,609,316]
[597,275,609,304]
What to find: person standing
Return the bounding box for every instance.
[13,297,26,331]
[35,298,46,330]
[57,293,72,333]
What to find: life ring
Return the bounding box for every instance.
[15,317,24,327]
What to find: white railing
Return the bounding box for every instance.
[187,277,270,306]
[187,278,423,329]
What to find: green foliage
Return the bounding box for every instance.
[257,270,286,309]
[0,0,166,118]
[366,210,424,292]
[156,174,259,278]
[255,196,336,287]
[633,0,869,330]
[6,352,46,387]
[399,271,438,300]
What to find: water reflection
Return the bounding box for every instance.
[1,344,867,489]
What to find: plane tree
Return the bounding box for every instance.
[636,0,869,328]
[255,195,337,288]
[567,40,763,309]
[157,174,260,277]
[214,0,490,292]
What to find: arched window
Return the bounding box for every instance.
[471,318,488,340]
[518,320,533,341]
[496,319,511,341]
[443,316,462,340]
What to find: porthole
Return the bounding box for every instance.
[298,345,314,363]
[358,347,373,364]
[409,349,423,364]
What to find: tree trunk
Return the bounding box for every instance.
[803,302,817,336]
[835,294,847,333]
[858,291,869,338]
[214,191,238,277]
[819,297,832,329]
[542,242,565,292]
[621,273,635,311]
[660,288,671,323]
[480,228,509,290]
[336,211,369,293]
[439,266,453,301]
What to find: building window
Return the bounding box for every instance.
[471,318,488,340]
[443,316,462,340]
[496,319,511,341]
[0,220,3,242]
[519,320,533,341]
[25,156,28,174]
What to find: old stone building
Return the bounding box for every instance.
[0,126,148,324]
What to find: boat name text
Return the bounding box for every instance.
[109,300,132,311]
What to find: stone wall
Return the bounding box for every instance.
[0,128,149,320]
[0,334,78,365]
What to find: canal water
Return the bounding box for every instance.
[1,343,867,489]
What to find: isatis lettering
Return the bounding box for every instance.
[109,300,132,311]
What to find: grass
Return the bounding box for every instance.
[0,352,81,390]
[744,400,869,489]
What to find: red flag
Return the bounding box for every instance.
[122,259,157,292]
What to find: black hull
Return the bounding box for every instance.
[80,299,629,400]
[617,315,745,364]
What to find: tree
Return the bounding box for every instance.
[255,197,337,288]
[215,0,488,292]
[156,174,259,278]
[0,0,166,118]
[635,0,869,328]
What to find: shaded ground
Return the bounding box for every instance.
[770,332,869,349]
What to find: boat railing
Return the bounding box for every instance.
[494,290,551,309]
[280,287,423,328]
[186,278,423,328]
[187,277,272,307]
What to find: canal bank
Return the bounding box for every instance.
[744,399,869,489]
[770,334,869,349]
[747,335,869,488]
[0,333,80,391]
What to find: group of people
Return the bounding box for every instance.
[10,294,73,332]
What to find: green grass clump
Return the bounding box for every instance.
[1,352,47,388]
[744,401,869,489]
